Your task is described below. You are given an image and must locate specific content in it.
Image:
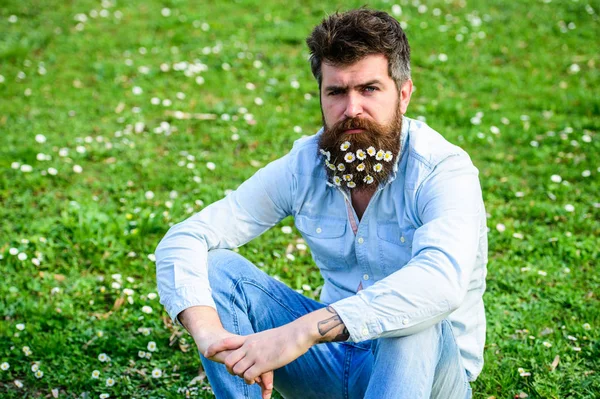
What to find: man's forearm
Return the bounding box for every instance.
[179,306,229,352]
[295,305,350,345]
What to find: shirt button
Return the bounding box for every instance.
[363,274,369,280]
[400,236,406,243]
[358,237,364,244]
[316,227,322,234]
[362,328,369,336]
[402,318,409,325]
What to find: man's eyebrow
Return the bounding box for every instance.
[324,80,384,92]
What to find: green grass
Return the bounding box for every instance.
[1,0,599,397]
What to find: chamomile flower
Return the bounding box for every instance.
[344,152,356,163]
[376,150,385,160]
[343,174,353,182]
[98,353,109,362]
[1,362,9,371]
[92,370,100,379]
[367,146,376,156]
[31,363,39,372]
[374,163,383,173]
[152,368,163,378]
[319,149,331,160]
[106,378,115,387]
[337,164,346,172]
[383,151,393,162]
[340,141,351,151]
[138,350,146,358]
[14,380,23,388]
[35,370,44,379]
[364,175,374,184]
[333,176,342,186]
[100,395,110,399]
[325,160,336,171]
[356,163,366,172]
[347,182,356,188]
[356,149,366,160]
[147,341,157,352]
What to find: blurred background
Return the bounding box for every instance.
[0,0,598,397]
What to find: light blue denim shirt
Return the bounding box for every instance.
[156,117,488,381]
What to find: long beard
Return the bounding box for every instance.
[318,109,402,191]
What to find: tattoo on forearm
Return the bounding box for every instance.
[317,306,350,342]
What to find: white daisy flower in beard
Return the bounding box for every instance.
[343,174,353,182]
[364,175,374,184]
[319,149,331,160]
[367,146,376,156]
[383,151,393,162]
[376,150,385,160]
[344,152,355,163]
[356,149,366,160]
[347,181,356,188]
[356,163,365,172]
[340,141,351,151]
[325,160,336,171]
[333,176,342,186]
[374,163,383,173]
[337,163,346,172]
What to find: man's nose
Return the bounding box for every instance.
[344,93,363,119]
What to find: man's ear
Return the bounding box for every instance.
[399,79,413,115]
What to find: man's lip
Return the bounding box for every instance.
[344,128,364,134]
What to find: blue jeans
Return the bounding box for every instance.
[200,249,472,399]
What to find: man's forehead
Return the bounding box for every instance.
[321,54,391,86]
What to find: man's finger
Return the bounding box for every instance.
[204,336,246,358]
[224,349,246,374]
[244,365,267,387]
[258,372,274,399]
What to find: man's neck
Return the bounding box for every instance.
[351,187,376,221]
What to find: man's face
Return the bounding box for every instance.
[318,54,413,190]
[320,54,412,133]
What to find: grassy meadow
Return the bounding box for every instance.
[0,0,599,397]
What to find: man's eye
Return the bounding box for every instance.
[363,86,377,93]
[328,90,342,96]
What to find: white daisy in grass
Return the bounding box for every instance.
[31,363,39,372]
[98,353,109,362]
[35,370,44,379]
[1,362,9,371]
[92,370,100,378]
[347,181,356,188]
[343,174,353,182]
[356,149,366,160]
[100,395,109,399]
[367,146,376,156]
[106,377,115,386]
[152,368,163,378]
[383,151,393,162]
[374,163,383,173]
[337,163,346,172]
[147,341,157,352]
[364,175,374,184]
[340,141,351,151]
[138,351,146,358]
[356,163,366,172]
[333,176,342,186]
[14,380,23,388]
[375,150,385,160]
[344,152,356,163]
[325,160,336,171]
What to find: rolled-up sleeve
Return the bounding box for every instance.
[331,154,483,341]
[155,154,295,323]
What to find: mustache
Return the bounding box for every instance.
[331,117,382,134]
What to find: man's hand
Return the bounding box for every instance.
[205,322,313,386]
[204,305,350,387]
[179,306,274,399]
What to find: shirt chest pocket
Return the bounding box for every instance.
[295,214,349,270]
[377,223,415,273]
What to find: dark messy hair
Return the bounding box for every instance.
[306,8,411,89]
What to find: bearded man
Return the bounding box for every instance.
[156,8,487,399]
